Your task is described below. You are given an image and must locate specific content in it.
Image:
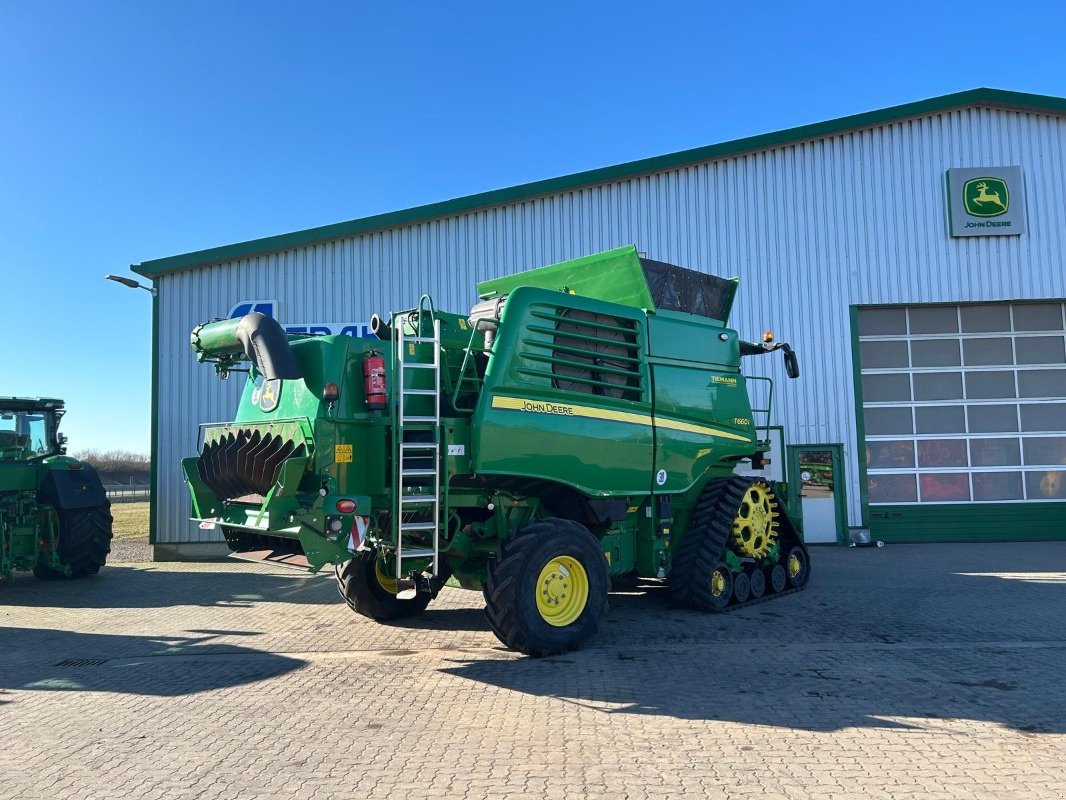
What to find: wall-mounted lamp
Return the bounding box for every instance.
[105,274,157,296]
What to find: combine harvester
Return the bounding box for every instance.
[185,245,808,655]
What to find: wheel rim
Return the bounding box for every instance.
[731,482,779,559]
[711,569,727,598]
[535,555,589,627]
[787,547,808,587]
[374,558,399,595]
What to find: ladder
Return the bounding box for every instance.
[393,301,442,599]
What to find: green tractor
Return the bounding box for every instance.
[0,397,113,580]
[184,245,809,655]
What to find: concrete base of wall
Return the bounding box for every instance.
[153,542,232,562]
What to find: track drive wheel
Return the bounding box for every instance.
[335,554,436,621]
[33,504,113,580]
[749,568,766,599]
[484,518,609,657]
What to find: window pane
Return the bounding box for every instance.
[862,373,911,402]
[1020,403,1066,432]
[859,308,908,336]
[865,406,914,435]
[916,439,968,467]
[973,472,1024,501]
[1023,437,1066,466]
[970,438,1021,466]
[915,406,966,434]
[1015,335,1066,365]
[968,404,1019,433]
[913,372,963,401]
[965,371,1016,399]
[963,337,1014,366]
[920,473,971,501]
[868,473,917,503]
[909,306,959,334]
[911,339,961,367]
[866,440,915,469]
[1013,303,1064,332]
[961,304,1011,333]
[860,340,909,368]
[1025,470,1066,500]
[1018,369,1066,398]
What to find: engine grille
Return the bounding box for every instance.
[197,427,307,501]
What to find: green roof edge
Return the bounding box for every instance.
[132,88,1066,277]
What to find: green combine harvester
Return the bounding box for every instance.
[185,245,809,655]
[0,397,113,580]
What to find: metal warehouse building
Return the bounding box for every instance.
[133,88,1066,558]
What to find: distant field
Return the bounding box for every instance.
[111,501,150,540]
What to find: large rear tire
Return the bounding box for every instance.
[33,503,113,580]
[335,555,436,621]
[484,518,609,657]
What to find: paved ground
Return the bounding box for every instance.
[1,543,1064,800]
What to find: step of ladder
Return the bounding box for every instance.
[401,495,436,505]
[398,548,436,559]
[401,415,437,424]
[400,442,438,451]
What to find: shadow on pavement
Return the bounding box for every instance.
[440,547,1066,735]
[0,565,336,609]
[0,627,305,697]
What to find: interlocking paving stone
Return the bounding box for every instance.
[0,543,1063,799]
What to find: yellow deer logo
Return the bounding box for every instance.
[963,177,1010,217]
[972,182,1006,211]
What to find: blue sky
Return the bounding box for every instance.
[2,0,1064,453]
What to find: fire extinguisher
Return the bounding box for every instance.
[362,350,387,411]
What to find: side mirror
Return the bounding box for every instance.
[783,345,800,379]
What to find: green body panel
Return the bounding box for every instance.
[185,247,798,585]
[472,287,653,496]
[478,246,659,312]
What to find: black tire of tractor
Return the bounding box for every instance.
[483,518,609,657]
[335,557,434,621]
[33,504,113,580]
[669,478,732,610]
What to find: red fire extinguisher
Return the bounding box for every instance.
[362,350,387,410]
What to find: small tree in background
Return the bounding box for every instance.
[74,450,151,485]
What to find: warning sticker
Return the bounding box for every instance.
[335,444,353,463]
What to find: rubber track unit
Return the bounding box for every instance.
[670,476,809,612]
[35,503,114,579]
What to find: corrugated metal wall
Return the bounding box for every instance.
[155,105,1066,543]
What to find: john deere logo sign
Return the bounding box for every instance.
[963,177,1008,217]
[946,166,1026,237]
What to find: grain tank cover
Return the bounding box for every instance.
[476,244,738,323]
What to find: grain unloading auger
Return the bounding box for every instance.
[184,245,809,655]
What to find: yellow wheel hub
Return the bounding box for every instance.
[788,553,802,579]
[711,569,727,598]
[535,556,589,627]
[374,558,399,595]
[732,482,779,559]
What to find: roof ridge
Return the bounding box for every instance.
[133,88,1066,277]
